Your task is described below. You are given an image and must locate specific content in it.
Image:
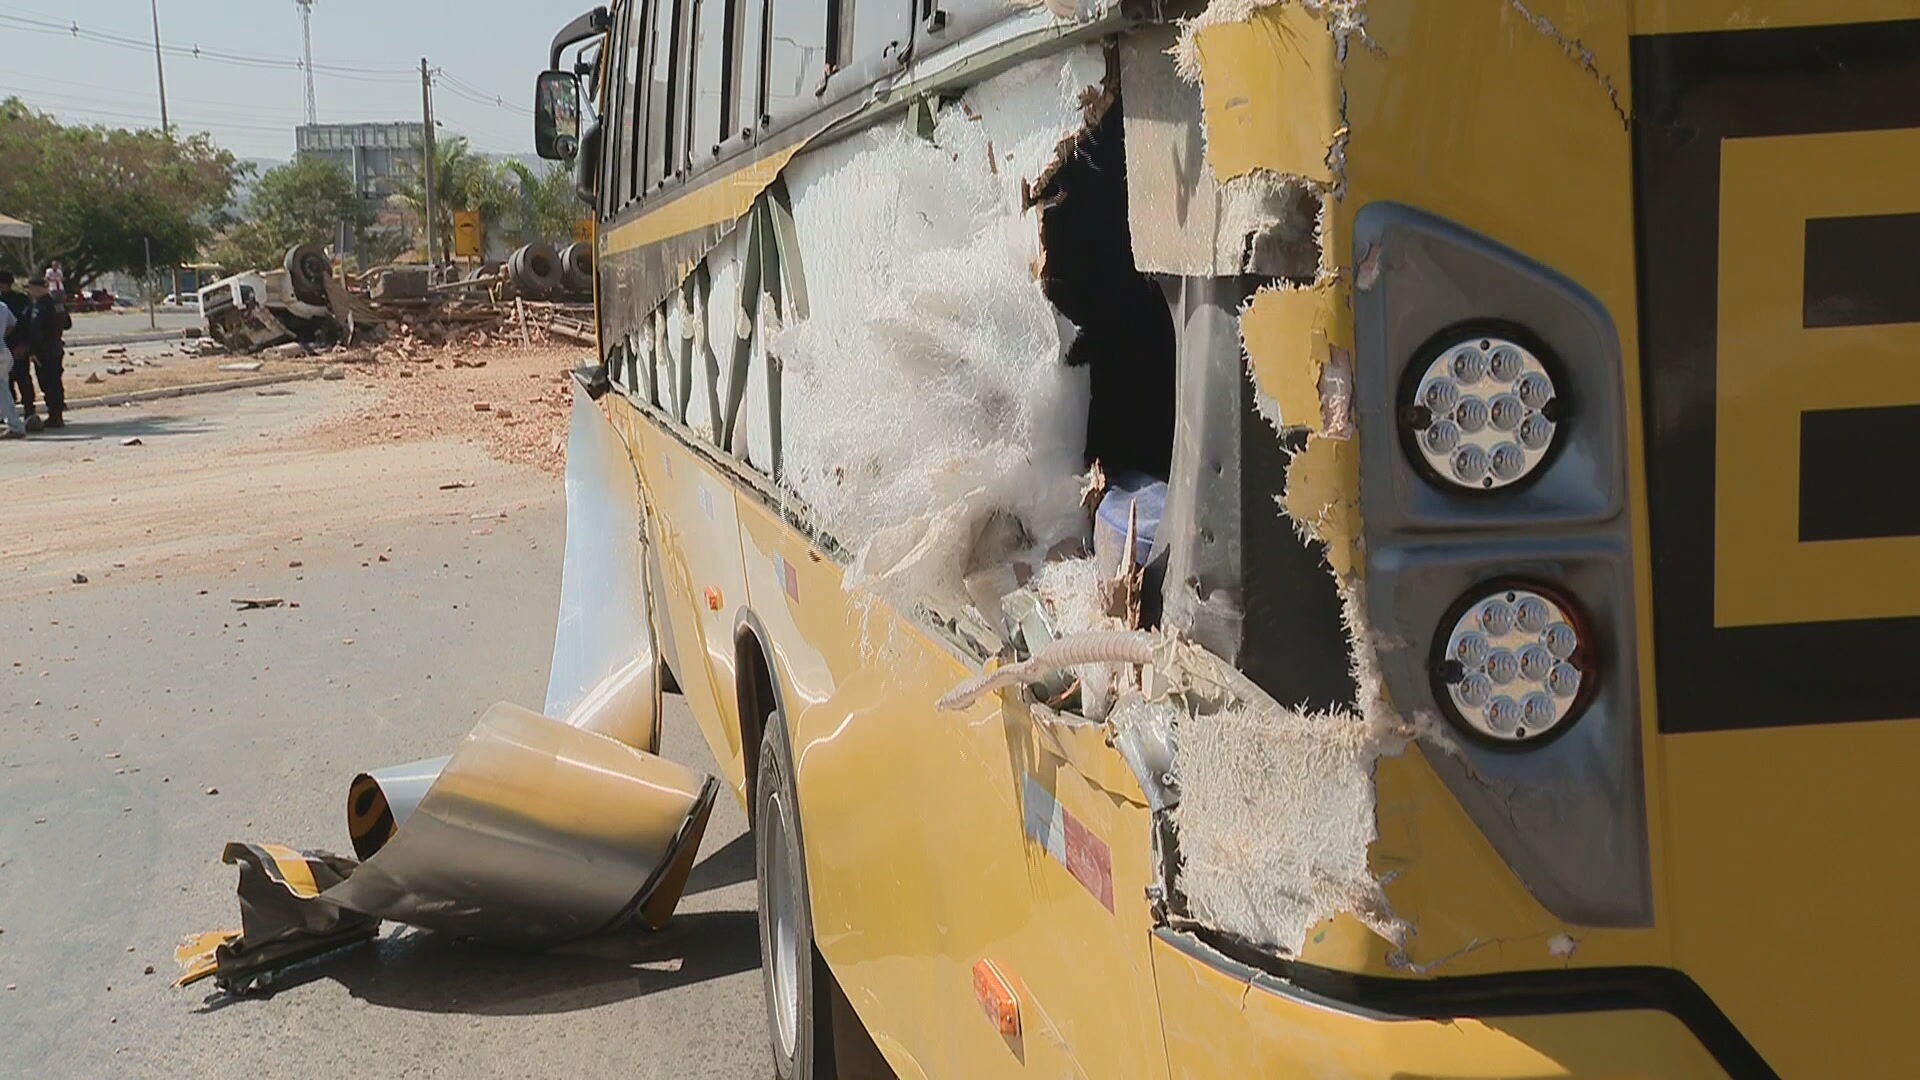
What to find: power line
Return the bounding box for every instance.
[0,70,340,122]
[0,7,533,107]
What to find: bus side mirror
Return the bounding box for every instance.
[534,70,581,161]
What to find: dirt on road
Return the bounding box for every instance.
[312,339,576,475]
[1,345,582,595]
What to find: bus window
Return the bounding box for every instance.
[611,1,638,209]
[847,0,908,68]
[661,0,688,181]
[645,0,675,190]
[731,0,766,140]
[764,1,828,128]
[626,0,651,203]
[691,0,729,159]
[597,22,624,218]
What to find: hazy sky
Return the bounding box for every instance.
[0,1,566,160]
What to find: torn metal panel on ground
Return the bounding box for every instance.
[184,383,714,994]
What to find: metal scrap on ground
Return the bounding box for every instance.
[180,382,709,997]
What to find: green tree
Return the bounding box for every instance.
[498,160,580,245]
[394,136,495,263]
[396,138,582,260]
[0,98,243,288]
[214,157,374,271]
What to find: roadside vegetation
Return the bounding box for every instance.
[0,100,579,287]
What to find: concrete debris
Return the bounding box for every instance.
[229,597,284,610]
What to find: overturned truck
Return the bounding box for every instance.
[196,241,599,352]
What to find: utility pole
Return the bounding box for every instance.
[420,58,438,266]
[149,0,171,137]
[296,0,318,126]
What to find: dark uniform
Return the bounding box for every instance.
[23,288,69,425]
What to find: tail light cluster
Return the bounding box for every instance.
[1351,205,1649,927]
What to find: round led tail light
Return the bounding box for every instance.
[1404,334,1560,491]
[1436,585,1592,744]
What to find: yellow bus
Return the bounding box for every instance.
[532,3,1920,1076]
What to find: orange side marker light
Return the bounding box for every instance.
[972,959,1021,1038]
[705,586,722,611]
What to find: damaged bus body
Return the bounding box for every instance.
[536,2,1918,1077]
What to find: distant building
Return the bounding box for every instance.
[296,122,425,207]
[296,122,426,261]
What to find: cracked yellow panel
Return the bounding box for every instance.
[1282,437,1361,578]
[1503,0,1634,118]
[1192,4,1341,184]
[1241,285,1344,434]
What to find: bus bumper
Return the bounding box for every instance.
[1150,932,1734,1079]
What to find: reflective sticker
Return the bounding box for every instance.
[1022,775,1114,912]
[773,554,801,602]
[662,451,673,478]
[697,484,714,520]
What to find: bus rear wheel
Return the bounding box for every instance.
[755,717,835,1079]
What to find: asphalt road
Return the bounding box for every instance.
[0,381,769,1077]
[65,307,202,345]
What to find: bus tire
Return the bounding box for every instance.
[755,716,836,1080]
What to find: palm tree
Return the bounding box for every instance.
[393,136,502,263]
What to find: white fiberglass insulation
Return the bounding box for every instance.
[1031,556,1124,719]
[1171,584,1410,956]
[771,47,1104,611]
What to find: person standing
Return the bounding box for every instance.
[0,272,33,431]
[23,276,70,429]
[43,260,64,299]
[0,298,21,438]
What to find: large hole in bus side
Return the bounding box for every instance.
[1037,94,1178,630]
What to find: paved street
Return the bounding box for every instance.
[0,366,767,1077]
[65,307,203,346]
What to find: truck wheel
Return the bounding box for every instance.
[756,716,836,1080]
[284,244,332,306]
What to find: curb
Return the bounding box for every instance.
[67,330,195,349]
[69,370,322,410]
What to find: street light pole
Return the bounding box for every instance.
[150,0,171,137]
